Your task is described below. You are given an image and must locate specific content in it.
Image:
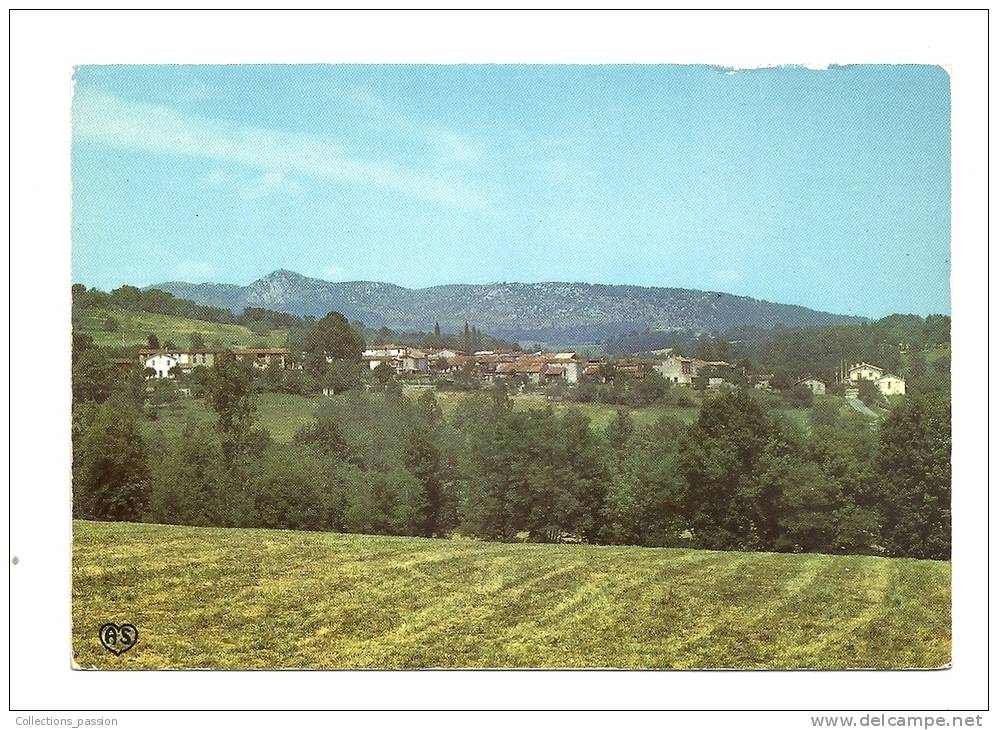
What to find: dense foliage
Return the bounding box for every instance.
[72,369,951,559]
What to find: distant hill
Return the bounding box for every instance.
[152,269,864,342]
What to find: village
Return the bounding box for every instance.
[132,342,907,400]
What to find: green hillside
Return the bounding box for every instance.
[73,306,289,349]
[72,520,950,669]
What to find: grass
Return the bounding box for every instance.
[424,388,705,428]
[141,393,320,444]
[72,520,951,670]
[74,306,289,349]
[141,389,812,446]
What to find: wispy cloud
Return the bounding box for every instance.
[174,260,216,280]
[346,85,484,166]
[319,265,350,281]
[712,268,742,285]
[73,91,488,210]
[198,168,300,200]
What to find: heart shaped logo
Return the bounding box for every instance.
[98,623,139,656]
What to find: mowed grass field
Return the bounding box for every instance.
[74,306,289,349]
[72,520,951,670]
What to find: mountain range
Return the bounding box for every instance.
[151,269,864,342]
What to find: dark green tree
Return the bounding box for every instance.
[404,429,445,537]
[73,398,149,521]
[303,311,365,374]
[874,393,951,559]
[72,348,116,404]
[205,357,257,465]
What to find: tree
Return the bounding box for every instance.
[788,383,815,408]
[678,391,772,550]
[372,362,394,385]
[147,424,237,527]
[147,334,160,349]
[205,357,257,465]
[463,322,471,353]
[303,311,365,374]
[605,409,635,452]
[857,380,882,409]
[404,429,445,536]
[323,360,365,395]
[73,398,149,521]
[72,348,116,404]
[293,415,348,457]
[103,316,118,332]
[434,321,441,338]
[874,393,951,559]
[189,331,206,350]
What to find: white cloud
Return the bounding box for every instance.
[320,265,350,281]
[73,91,488,210]
[174,260,216,280]
[712,269,742,285]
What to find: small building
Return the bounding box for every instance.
[550,353,583,384]
[653,355,700,386]
[362,345,428,375]
[706,377,726,390]
[233,347,290,370]
[138,349,199,379]
[796,377,826,395]
[875,373,906,397]
[848,363,885,382]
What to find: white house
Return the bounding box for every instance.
[139,349,222,378]
[141,351,183,379]
[848,363,885,382]
[362,345,428,375]
[796,377,826,395]
[653,355,700,386]
[550,352,582,384]
[875,373,906,396]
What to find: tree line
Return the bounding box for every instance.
[72,357,951,560]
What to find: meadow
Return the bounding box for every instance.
[72,520,951,670]
[141,387,820,448]
[74,306,289,349]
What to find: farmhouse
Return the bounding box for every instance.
[138,348,223,378]
[549,353,583,383]
[233,347,290,369]
[796,377,826,395]
[653,354,701,386]
[848,363,885,382]
[362,345,429,375]
[846,362,906,397]
[875,373,906,397]
[492,352,582,384]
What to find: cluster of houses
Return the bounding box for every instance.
[138,347,290,378]
[361,345,585,384]
[791,363,906,397]
[134,342,906,400]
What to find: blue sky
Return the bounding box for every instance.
[72,64,950,317]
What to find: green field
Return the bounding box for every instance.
[143,389,818,446]
[72,520,951,669]
[74,306,289,349]
[143,393,320,443]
